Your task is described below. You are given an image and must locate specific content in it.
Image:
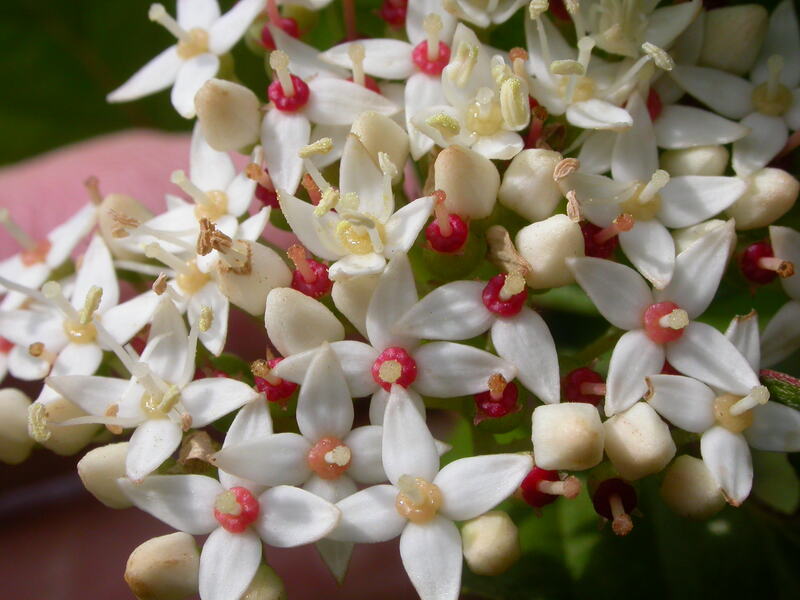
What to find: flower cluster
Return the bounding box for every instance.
[2,1,800,599]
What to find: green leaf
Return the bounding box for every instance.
[760,369,800,410]
[752,450,800,515]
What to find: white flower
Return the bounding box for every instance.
[393,272,560,404]
[0,236,157,381]
[560,99,747,289]
[327,385,532,600]
[279,134,434,280]
[568,220,761,416]
[669,0,800,176]
[761,225,800,366]
[107,0,266,118]
[272,254,517,424]
[46,298,258,480]
[446,0,528,28]
[0,203,96,310]
[412,24,527,160]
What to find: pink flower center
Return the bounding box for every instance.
[307,436,352,480]
[591,478,637,537]
[520,467,580,508]
[378,0,407,27]
[740,240,794,285]
[254,358,297,407]
[214,487,260,533]
[411,41,451,76]
[580,222,618,259]
[474,374,520,423]
[562,367,605,405]
[371,347,417,391]
[643,301,689,344]
[288,244,332,299]
[268,75,310,112]
[482,273,527,317]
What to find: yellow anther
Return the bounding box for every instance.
[550,59,585,76]
[449,43,479,88]
[426,112,461,137]
[314,187,340,217]
[529,0,549,18]
[215,490,242,516]
[299,138,334,158]
[500,77,529,130]
[28,403,52,443]
[79,286,103,325]
[641,43,674,71]
[199,306,213,332]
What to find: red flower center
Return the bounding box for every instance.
[411,41,451,76]
[371,347,417,391]
[562,367,605,405]
[482,273,527,317]
[307,436,352,480]
[214,487,260,533]
[643,301,688,344]
[268,75,310,112]
[260,18,300,51]
[254,358,298,407]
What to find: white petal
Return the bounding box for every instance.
[605,330,665,416]
[654,106,749,149]
[328,484,406,543]
[277,190,342,261]
[700,426,752,506]
[102,291,160,345]
[400,517,462,600]
[645,0,701,50]
[199,527,262,600]
[658,176,747,229]
[171,53,220,119]
[46,204,98,268]
[761,301,800,366]
[189,123,235,191]
[435,454,532,521]
[0,309,64,347]
[746,403,800,452]
[383,386,439,485]
[366,254,418,351]
[8,346,51,381]
[219,400,274,490]
[45,375,131,416]
[567,257,653,329]
[732,113,789,177]
[666,322,760,395]
[610,92,656,182]
[306,78,398,125]
[208,0,263,55]
[440,24,495,107]
[255,485,340,547]
[395,281,492,341]
[297,343,354,441]
[262,111,311,195]
[618,221,675,290]
[328,253,387,280]
[72,236,119,312]
[50,342,103,377]
[771,225,800,300]
[406,73,445,159]
[567,99,633,132]
[724,312,761,372]
[369,386,426,425]
[406,0,457,46]
[190,284,228,357]
[322,40,415,80]
[470,130,525,161]
[524,13,575,82]
[384,196,435,257]
[340,134,387,218]
[491,308,559,404]
[751,0,800,88]
[670,66,754,120]
[118,474,222,534]
[576,130,614,174]
[126,419,183,481]
[213,433,311,486]
[177,0,220,29]
[267,25,347,80]
[181,378,257,427]
[107,46,182,102]
[303,474,358,503]
[142,299,188,384]
[414,342,516,398]
[645,374,715,432]
[344,425,386,484]
[238,207,270,242]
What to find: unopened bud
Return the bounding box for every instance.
[660,455,725,519]
[351,112,410,182]
[462,511,521,576]
[215,241,292,316]
[673,219,736,257]
[125,532,200,600]
[499,149,563,221]
[531,403,604,471]
[434,145,500,219]
[604,402,676,480]
[241,564,287,600]
[265,289,344,357]
[515,215,585,289]
[700,5,768,75]
[195,79,260,152]
[0,389,34,465]
[77,442,132,508]
[660,145,729,177]
[726,168,799,230]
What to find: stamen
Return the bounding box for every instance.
[28,403,52,443]
[580,382,606,396]
[145,243,191,275]
[94,320,140,374]
[42,281,81,321]
[657,308,689,330]
[132,362,168,397]
[0,275,48,304]
[28,342,56,364]
[499,272,526,301]
[449,42,479,88]
[84,176,102,205]
[378,152,397,207]
[79,286,103,325]
[324,445,352,467]
[299,138,334,158]
[302,174,323,205]
[757,257,794,278]
[529,1,552,78]
[148,3,189,42]
[433,190,453,237]
[553,158,580,181]
[0,207,36,251]
[500,77,529,129]
[609,493,633,536]
[566,190,582,222]
[766,55,784,100]
[288,244,318,284]
[348,43,366,87]
[105,404,123,435]
[270,51,295,97]
[266,0,282,25]
[593,213,634,244]
[251,358,282,386]
[538,475,581,499]
[641,42,674,71]
[565,0,585,38]
[729,386,770,416]
[639,170,670,203]
[509,48,529,80]
[425,112,461,138]
[550,59,585,77]
[576,36,595,70]
[424,14,442,61]
[152,273,169,295]
[245,162,274,190]
[487,373,508,401]
[171,170,210,206]
[313,187,340,216]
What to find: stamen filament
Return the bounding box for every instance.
[487,373,508,401]
[565,0,585,38]
[529,1,552,80]
[609,493,633,536]
[266,0,282,25]
[145,243,191,276]
[171,170,211,206]
[303,159,330,193]
[149,4,189,42]
[245,163,274,190]
[0,275,48,304]
[639,170,669,203]
[84,176,103,205]
[0,207,36,250]
[766,55,784,100]
[94,321,140,374]
[509,48,529,80]
[593,213,634,244]
[302,174,323,205]
[580,382,606,396]
[729,386,769,416]
[757,257,794,278]
[270,51,295,97]
[132,362,168,397]
[41,281,81,321]
[432,190,453,236]
[288,244,317,283]
[348,43,366,87]
[538,475,581,498]
[379,152,397,208]
[424,14,442,61]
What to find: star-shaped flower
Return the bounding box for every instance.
[107,0,266,118]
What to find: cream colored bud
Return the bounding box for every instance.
[331,274,380,338]
[125,532,200,600]
[195,79,261,152]
[98,194,154,259]
[351,112,410,184]
[77,442,132,508]
[726,168,799,230]
[660,145,729,177]
[673,219,736,257]
[462,511,521,576]
[700,5,768,75]
[241,564,287,600]
[532,403,604,471]
[515,214,585,289]
[499,149,563,221]
[660,455,725,519]
[0,389,34,464]
[215,241,292,316]
[434,145,500,219]
[37,396,99,456]
[604,402,676,481]
[265,288,345,357]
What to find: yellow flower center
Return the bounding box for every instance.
[176,261,210,295]
[194,190,229,222]
[395,475,443,524]
[713,394,753,434]
[63,320,98,344]
[177,28,209,60]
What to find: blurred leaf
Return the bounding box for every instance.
[753,450,800,515]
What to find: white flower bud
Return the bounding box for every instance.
[331,274,379,338]
[434,145,500,219]
[241,564,287,600]
[351,112,409,184]
[462,511,521,576]
[77,442,132,508]
[265,288,345,357]
[215,242,292,316]
[515,214,585,289]
[673,219,736,256]
[604,402,676,481]
[0,388,34,464]
[35,397,99,456]
[98,193,154,259]
[499,149,563,221]
[660,145,729,177]
[532,403,604,471]
[726,168,799,230]
[195,79,261,152]
[125,532,200,600]
[700,5,768,75]
[660,455,725,519]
